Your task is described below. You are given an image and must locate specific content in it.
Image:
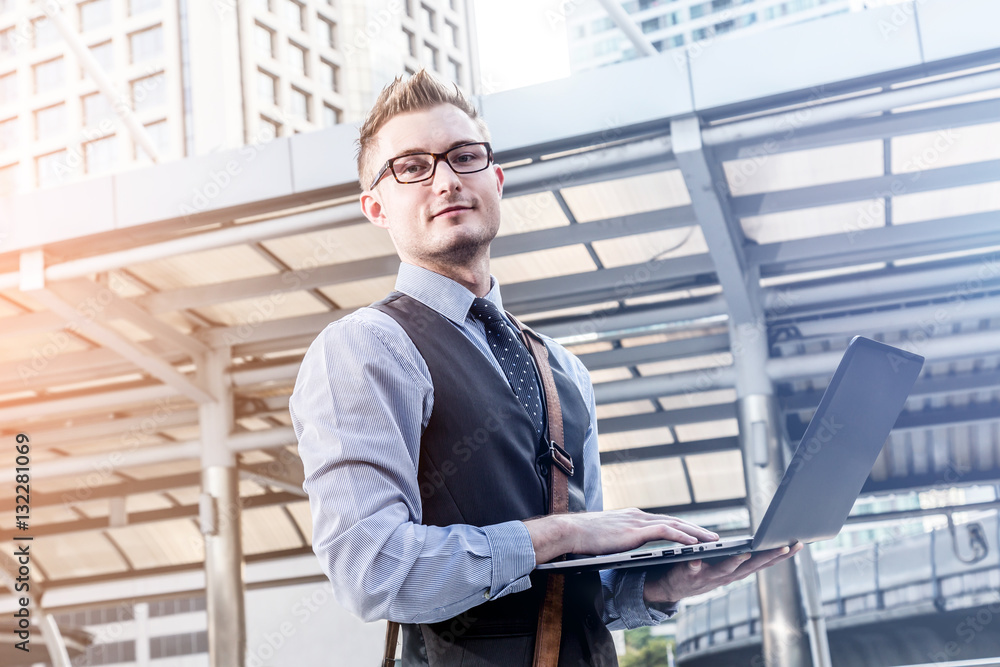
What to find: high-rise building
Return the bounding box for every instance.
[565,0,851,73]
[0,0,479,196]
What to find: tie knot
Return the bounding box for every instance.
[469,297,504,324]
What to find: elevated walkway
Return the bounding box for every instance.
[677,513,1000,666]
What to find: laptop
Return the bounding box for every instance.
[536,336,925,574]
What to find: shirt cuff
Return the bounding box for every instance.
[616,569,678,627]
[482,520,536,602]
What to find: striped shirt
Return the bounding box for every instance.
[290,262,674,628]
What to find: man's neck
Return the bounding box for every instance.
[407,256,492,297]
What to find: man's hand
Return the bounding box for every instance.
[642,543,804,605]
[522,508,719,565]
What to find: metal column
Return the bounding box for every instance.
[199,347,246,667]
[733,327,813,667]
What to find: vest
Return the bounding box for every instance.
[372,293,618,667]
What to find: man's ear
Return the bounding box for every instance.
[494,164,504,198]
[360,190,390,230]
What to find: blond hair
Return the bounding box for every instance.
[357,69,490,189]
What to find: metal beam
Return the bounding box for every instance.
[575,331,730,370]
[671,116,762,326]
[0,383,182,426]
[599,403,737,433]
[731,159,1000,218]
[600,436,739,465]
[22,257,215,405]
[137,206,697,316]
[46,278,211,358]
[594,0,658,58]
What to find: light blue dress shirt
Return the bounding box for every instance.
[290,262,674,628]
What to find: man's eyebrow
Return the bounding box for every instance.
[394,139,481,155]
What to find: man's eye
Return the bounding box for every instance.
[397,160,430,174]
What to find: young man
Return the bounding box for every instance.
[290,70,800,666]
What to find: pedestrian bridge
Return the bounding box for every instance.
[676,512,1000,666]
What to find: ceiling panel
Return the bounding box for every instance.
[490,245,598,285]
[891,122,1000,173]
[261,223,397,267]
[724,141,884,196]
[561,170,691,223]
[740,199,885,244]
[242,505,305,555]
[892,181,1000,225]
[637,352,733,377]
[32,533,130,579]
[601,458,690,510]
[599,426,675,452]
[128,245,280,290]
[318,274,399,309]
[496,191,571,236]
[686,450,747,503]
[595,399,657,420]
[194,291,331,327]
[107,518,204,569]
[675,418,740,442]
[591,226,708,268]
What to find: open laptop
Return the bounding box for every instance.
[537,336,924,574]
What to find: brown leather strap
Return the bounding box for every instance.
[510,314,572,667]
[382,620,399,666]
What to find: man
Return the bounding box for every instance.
[290,70,800,666]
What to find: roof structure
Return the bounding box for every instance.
[1,0,999,606]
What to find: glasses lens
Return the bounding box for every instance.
[447,143,489,173]
[392,154,435,183]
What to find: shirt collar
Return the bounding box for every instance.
[394,262,506,326]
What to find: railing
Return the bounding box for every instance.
[676,512,1000,657]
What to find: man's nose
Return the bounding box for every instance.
[430,158,462,192]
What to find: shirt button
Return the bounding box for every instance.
[537,462,548,477]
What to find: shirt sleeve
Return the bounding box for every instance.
[290,312,537,624]
[557,345,678,628]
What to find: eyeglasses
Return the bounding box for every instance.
[369,141,493,190]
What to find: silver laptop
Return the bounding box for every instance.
[537,336,924,574]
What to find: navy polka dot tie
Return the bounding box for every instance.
[469,298,545,437]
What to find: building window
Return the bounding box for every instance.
[130,25,164,63]
[254,22,275,58]
[130,0,162,15]
[0,117,18,151]
[82,92,116,126]
[318,17,336,49]
[0,27,16,57]
[690,3,707,19]
[320,59,339,92]
[405,0,413,18]
[85,134,117,174]
[87,40,115,73]
[33,17,59,49]
[257,69,277,105]
[641,17,659,33]
[34,58,65,94]
[447,57,461,84]
[0,72,16,105]
[288,41,307,75]
[423,42,438,71]
[135,119,169,161]
[421,4,436,32]
[284,0,305,31]
[0,162,18,196]
[444,19,459,47]
[259,115,280,142]
[402,28,416,57]
[290,86,309,120]
[322,103,341,127]
[80,0,113,31]
[37,150,71,188]
[132,72,166,112]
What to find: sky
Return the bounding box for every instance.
[472,0,573,94]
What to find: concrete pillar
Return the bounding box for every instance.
[198,347,246,667]
[731,324,813,667]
